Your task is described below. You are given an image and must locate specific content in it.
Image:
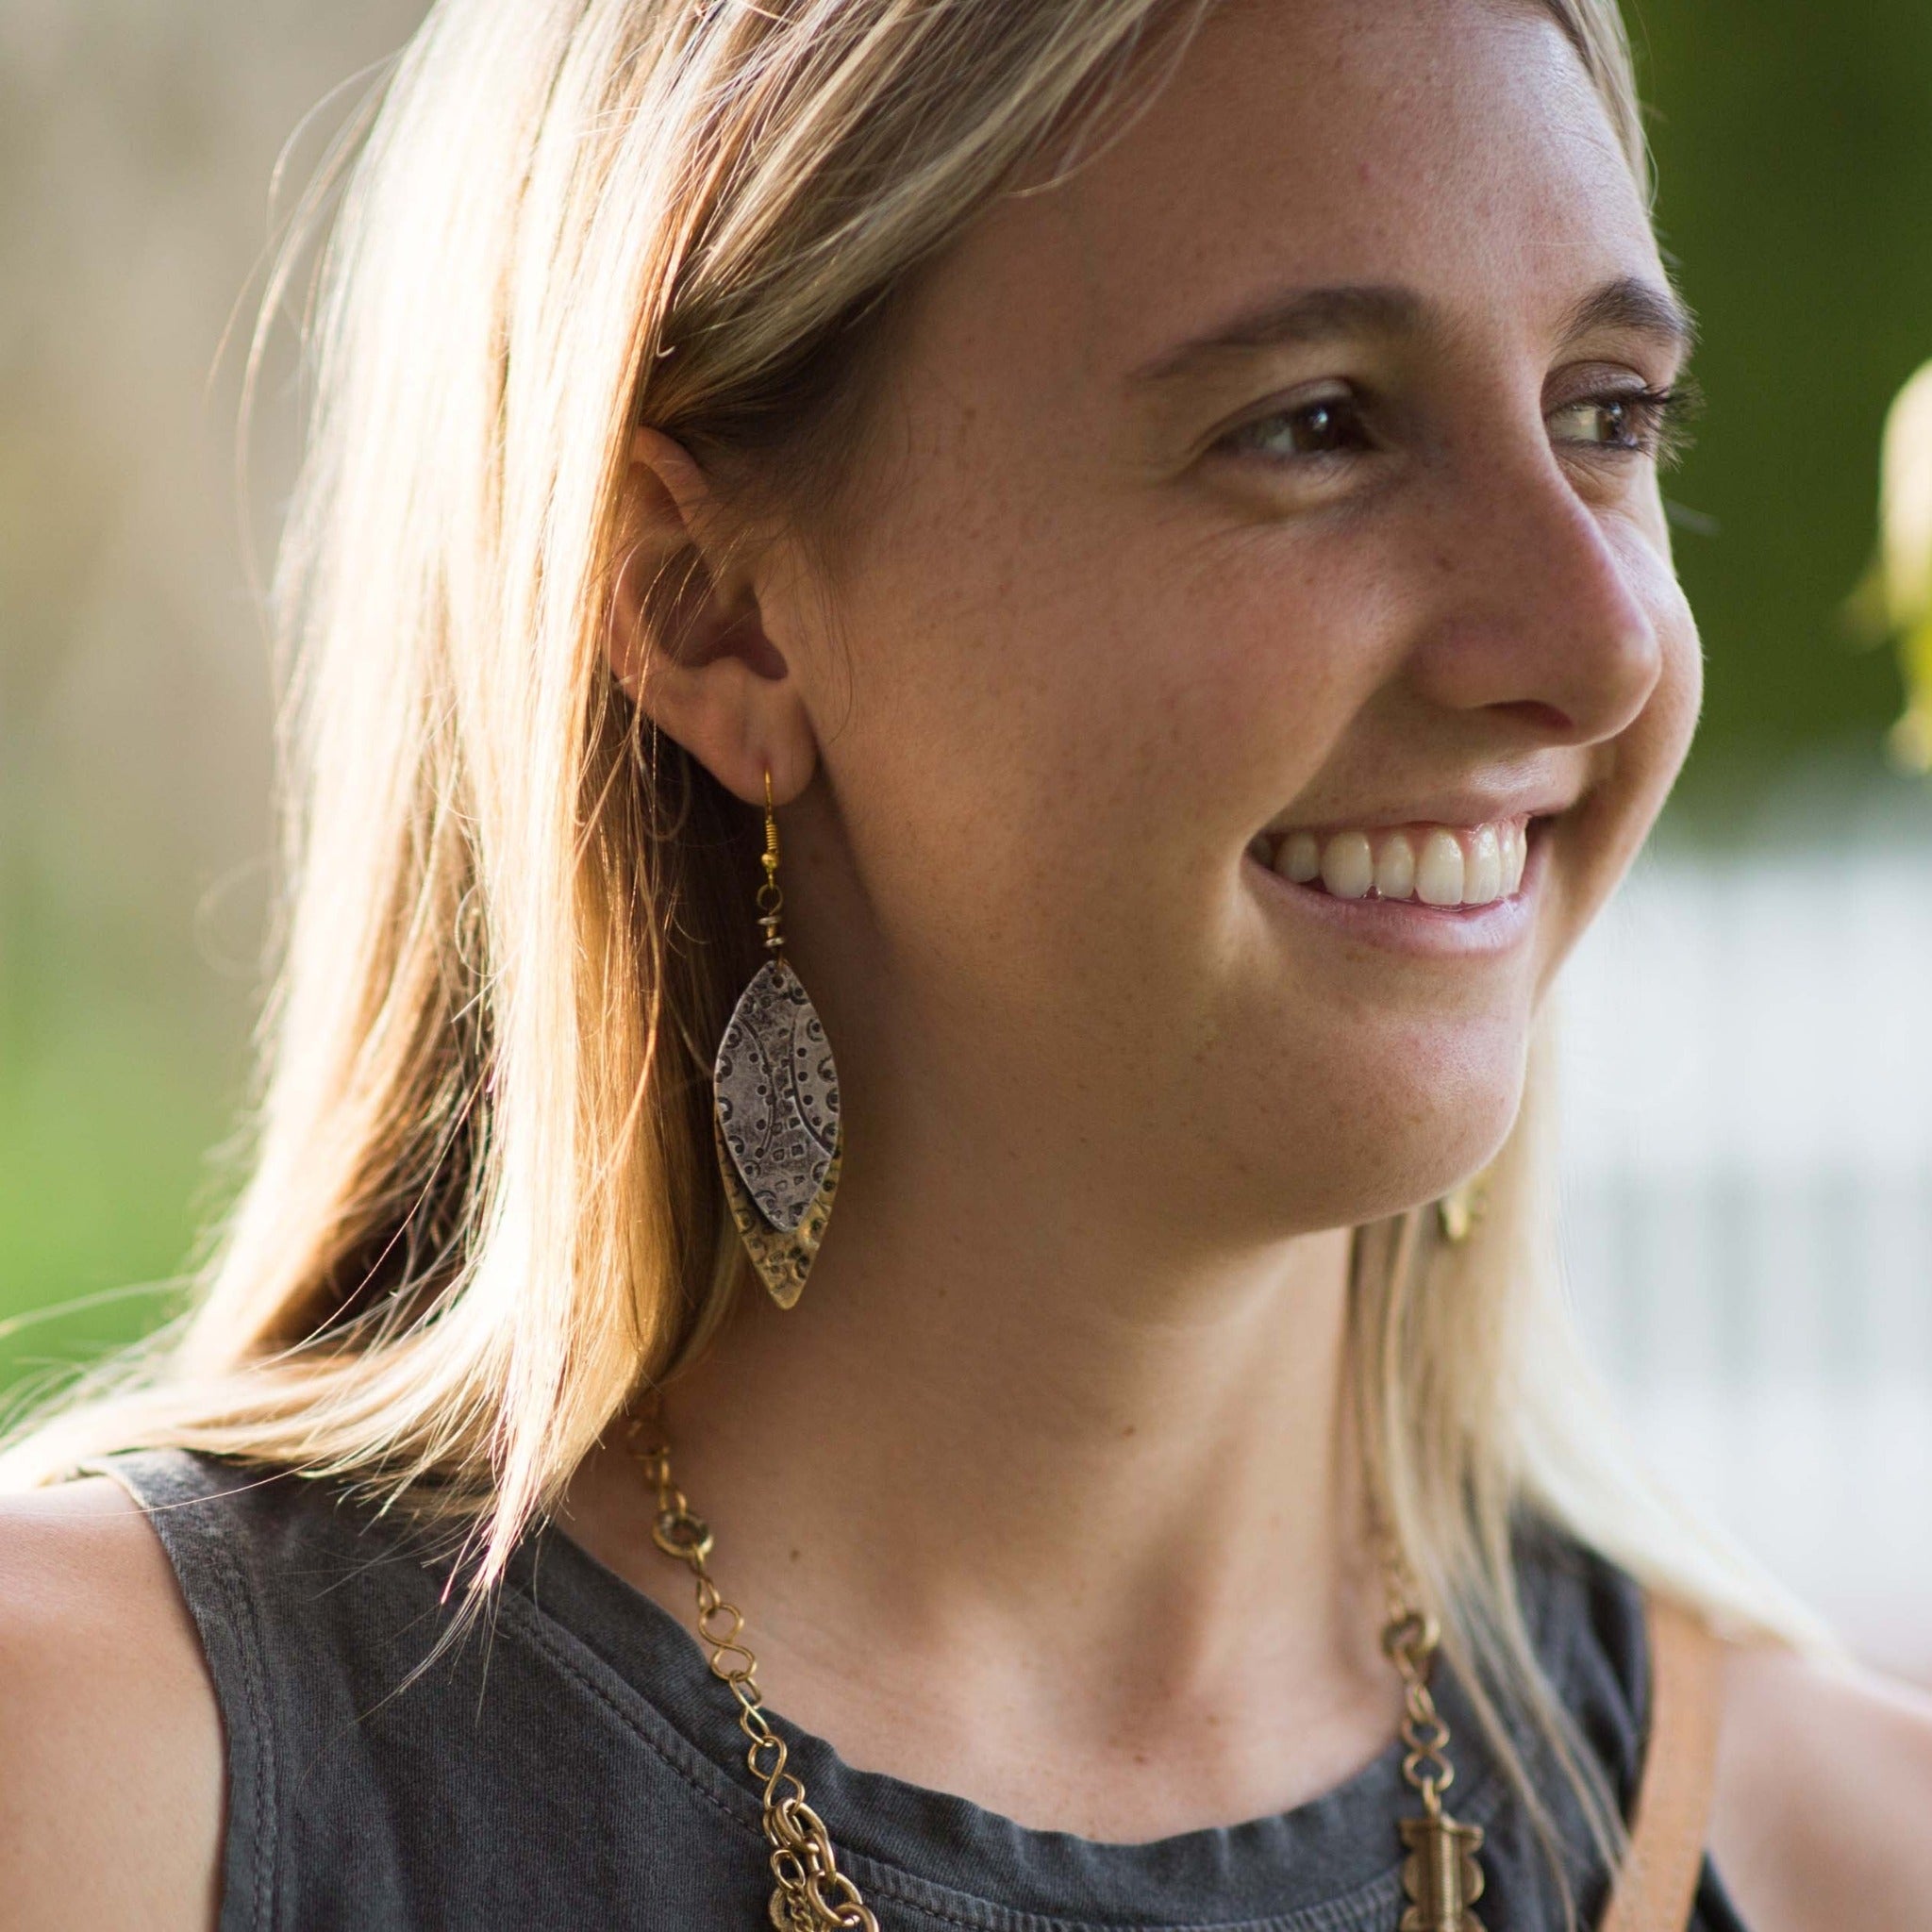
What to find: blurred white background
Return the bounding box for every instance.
[1560,767,1932,1680]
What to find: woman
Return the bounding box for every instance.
[2,0,1927,1926]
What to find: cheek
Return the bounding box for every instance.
[808,517,1168,1002]
[1611,566,1703,837]
[1659,603,1704,762]
[1081,530,1387,855]
[1628,515,1704,764]
[839,508,1354,908]
[814,545,1380,1127]
[1534,579,1702,998]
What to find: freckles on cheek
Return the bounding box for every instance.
[1156,554,1361,779]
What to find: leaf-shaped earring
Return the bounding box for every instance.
[711,769,842,1308]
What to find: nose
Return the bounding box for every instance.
[1401,441,1666,746]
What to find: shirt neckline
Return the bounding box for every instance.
[516,1517,1513,1930]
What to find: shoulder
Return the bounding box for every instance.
[1710,1636,1932,1932]
[0,1474,223,1930]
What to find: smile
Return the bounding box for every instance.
[1242,814,1551,959]
[1249,817,1532,908]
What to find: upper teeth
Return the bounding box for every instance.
[1263,820,1529,907]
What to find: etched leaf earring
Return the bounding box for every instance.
[710,769,842,1308]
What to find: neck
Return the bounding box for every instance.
[562,1096,1401,1838]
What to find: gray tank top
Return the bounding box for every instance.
[105,1448,1751,1931]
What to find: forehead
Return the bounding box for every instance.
[903,0,1661,390]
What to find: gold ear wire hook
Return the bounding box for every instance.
[756,767,784,954]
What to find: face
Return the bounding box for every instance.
[749,0,1700,1242]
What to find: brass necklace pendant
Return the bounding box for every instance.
[1383,1599,1488,1932]
[637,1424,1480,1930]
[1398,1811,1488,1932]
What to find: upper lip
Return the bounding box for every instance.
[1259,783,1583,841]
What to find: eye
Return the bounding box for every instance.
[1215,390,1374,462]
[1547,380,1701,468]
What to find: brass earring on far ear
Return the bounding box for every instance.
[1436,1166,1491,1245]
[710,768,843,1308]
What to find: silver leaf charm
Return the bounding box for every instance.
[712,958,841,1308]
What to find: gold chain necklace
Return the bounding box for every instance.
[1378,1544,1490,1931]
[635,1431,1486,1932]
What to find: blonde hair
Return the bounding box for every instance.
[5,0,1824,1906]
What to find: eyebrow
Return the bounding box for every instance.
[1555,275,1699,359]
[1127,273,1698,385]
[1129,284,1425,382]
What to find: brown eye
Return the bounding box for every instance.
[1547,384,1697,467]
[1220,391,1372,461]
[1563,396,1644,448]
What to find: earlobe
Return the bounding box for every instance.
[608,428,818,808]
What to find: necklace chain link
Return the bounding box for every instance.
[1376,1532,1457,1820]
[635,1429,1479,1931]
[641,1436,880,1930]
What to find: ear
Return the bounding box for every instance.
[608,426,818,807]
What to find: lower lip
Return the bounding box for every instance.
[1244,828,1545,959]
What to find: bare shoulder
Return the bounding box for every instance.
[1709,1635,1932,1932]
[0,1475,223,1931]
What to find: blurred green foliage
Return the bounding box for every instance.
[3,0,1930,1392]
[1630,0,1932,804]
[0,990,218,1408]
[0,0,419,1393]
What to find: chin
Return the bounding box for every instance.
[1229,1017,1532,1235]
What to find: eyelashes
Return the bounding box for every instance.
[1551,375,1704,469]
[1211,371,1706,474]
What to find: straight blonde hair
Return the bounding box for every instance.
[4,0,1826,1908]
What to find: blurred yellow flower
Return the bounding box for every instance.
[1872,358,1932,771]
